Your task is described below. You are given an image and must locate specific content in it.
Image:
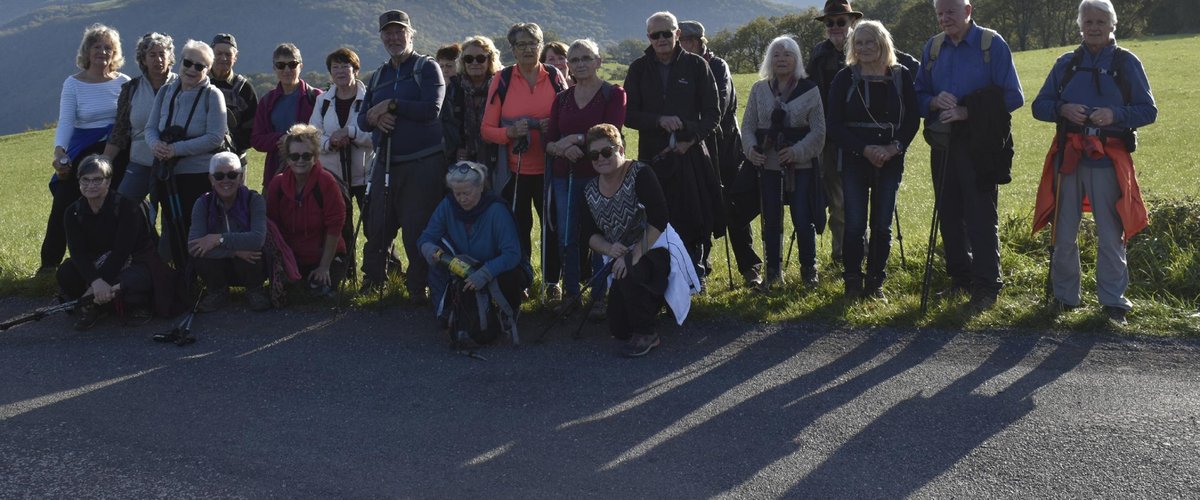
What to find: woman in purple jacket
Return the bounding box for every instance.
[251,43,322,188]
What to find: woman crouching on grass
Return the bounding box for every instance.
[581,124,698,358]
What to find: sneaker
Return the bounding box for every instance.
[742,268,763,288]
[195,290,229,313]
[73,303,104,331]
[863,286,887,303]
[588,298,608,322]
[545,283,563,302]
[1103,306,1128,326]
[246,288,271,312]
[620,333,661,358]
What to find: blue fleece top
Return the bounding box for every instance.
[357,54,444,160]
[417,196,523,281]
[915,23,1024,122]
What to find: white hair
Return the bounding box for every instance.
[931,0,970,7]
[758,36,807,81]
[446,161,487,188]
[209,151,242,175]
[568,38,601,59]
[1078,0,1118,28]
[646,11,678,30]
[181,39,215,66]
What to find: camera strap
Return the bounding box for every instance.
[165,84,204,133]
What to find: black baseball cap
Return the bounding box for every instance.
[378,10,412,31]
[212,33,237,48]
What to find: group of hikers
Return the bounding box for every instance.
[35,0,1156,357]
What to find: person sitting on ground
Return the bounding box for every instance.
[419,161,529,348]
[58,155,157,330]
[265,124,347,298]
[188,152,269,312]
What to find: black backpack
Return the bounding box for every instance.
[1055,45,1137,151]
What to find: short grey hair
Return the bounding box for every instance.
[136,32,175,76]
[209,151,242,175]
[1078,0,1118,28]
[181,39,214,67]
[507,22,544,47]
[758,36,807,81]
[77,154,113,179]
[646,11,678,30]
[567,38,601,60]
[446,161,487,188]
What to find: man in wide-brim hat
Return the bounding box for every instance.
[814,0,864,21]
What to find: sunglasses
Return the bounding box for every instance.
[825,19,849,28]
[182,58,208,71]
[288,152,314,162]
[568,55,595,64]
[647,30,674,41]
[274,60,300,70]
[212,170,241,181]
[450,162,484,176]
[587,146,616,161]
[462,54,489,64]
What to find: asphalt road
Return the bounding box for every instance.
[1,296,1198,498]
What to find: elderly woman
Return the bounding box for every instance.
[266,124,347,297]
[42,24,131,274]
[105,32,177,202]
[252,43,322,187]
[544,38,627,318]
[144,39,228,268]
[1032,0,1157,326]
[482,22,568,300]
[58,155,156,330]
[540,41,570,83]
[453,36,502,168]
[741,35,826,292]
[826,21,919,301]
[418,162,529,347]
[187,152,269,312]
[582,124,695,358]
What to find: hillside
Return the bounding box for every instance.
[0,0,803,135]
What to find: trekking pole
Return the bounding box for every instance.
[153,286,203,346]
[920,145,951,314]
[722,225,735,290]
[0,285,121,332]
[339,147,357,287]
[541,162,552,306]
[894,204,907,268]
[379,131,392,302]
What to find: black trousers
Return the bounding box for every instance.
[930,144,1002,293]
[502,172,562,285]
[194,256,266,290]
[606,248,670,340]
[57,258,153,306]
[363,153,444,294]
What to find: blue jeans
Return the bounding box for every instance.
[552,175,606,300]
[117,161,156,202]
[760,168,817,273]
[841,159,901,286]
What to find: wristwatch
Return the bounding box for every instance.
[218,235,225,246]
[892,140,906,154]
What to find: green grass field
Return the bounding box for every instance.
[4,35,1198,335]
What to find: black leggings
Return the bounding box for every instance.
[502,172,561,284]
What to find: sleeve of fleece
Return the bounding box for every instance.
[416,198,450,251]
[622,59,658,132]
[1116,52,1158,129]
[480,74,510,145]
[913,38,936,119]
[63,204,100,284]
[684,60,721,142]
[251,92,283,153]
[55,77,77,150]
[394,57,443,121]
[320,175,346,237]
[97,199,142,283]
[142,84,166,148]
[188,196,210,243]
[635,166,669,233]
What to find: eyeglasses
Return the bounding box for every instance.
[212,170,241,181]
[568,55,595,64]
[513,41,540,50]
[287,152,314,162]
[587,146,616,161]
[274,61,300,70]
[182,58,208,71]
[647,30,674,41]
[79,176,109,186]
[462,54,489,64]
[825,19,849,28]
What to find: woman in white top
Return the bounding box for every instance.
[308,47,373,207]
[42,23,131,274]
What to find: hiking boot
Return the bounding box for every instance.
[742,268,763,288]
[1048,298,1079,315]
[73,302,104,331]
[801,266,819,288]
[588,298,608,322]
[195,290,229,313]
[1103,305,1128,326]
[545,283,563,303]
[755,269,782,293]
[620,333,661,358]
[246,287,271,312]
[863,286,887,303]
[844,278,864,301]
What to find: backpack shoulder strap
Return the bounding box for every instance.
[490,66,515,106]
[599,81,614,104]
[545,64,566,94]
[320,95,332,120]
[1056,46,1088,98]
[1111,46,1133,105]
[846,65,862,103]
[926,32,946,73]
[979,28,996,64]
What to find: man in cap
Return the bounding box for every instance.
[358,10,446,301]
[679,20,762,287]
[210,33,259,165]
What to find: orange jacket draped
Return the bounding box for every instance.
[1032,133,1146,242]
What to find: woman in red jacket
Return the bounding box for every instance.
[265,123,347,298]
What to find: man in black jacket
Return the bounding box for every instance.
[211,33,259,166]
[625,11,724,282]
[679,20,762,287]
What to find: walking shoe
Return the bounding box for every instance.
[358,278,384,296]
[246,287,271,312]
[1048,298,1079,315]
[195,290,229,313]
[755,269,782,293]
[801,266,819,288]
[844,279,864,301]
[545,282,563,302]
[73,303,105,331]
[863,286,887,303]
[966,291,999,312]
[742,268,763,288]
[1103,306,1128,326]
[620,333,661,358]
[588,298,608,322]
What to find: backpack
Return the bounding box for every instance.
[489,64,567,106]
[925,26,996,74]
[1055,45,1137,151]
[366,54,432,100]
[319,92,364,123]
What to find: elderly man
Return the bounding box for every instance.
[915,0,1024,310]
[210,34,258,166]
[679,20,763,288]
[624,11,723,284]
[358,10,446,302]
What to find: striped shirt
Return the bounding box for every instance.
[54,73,130,149]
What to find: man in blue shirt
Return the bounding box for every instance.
[358,10,446,302]
[915,0,1023,310]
